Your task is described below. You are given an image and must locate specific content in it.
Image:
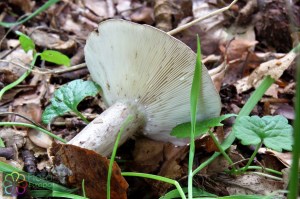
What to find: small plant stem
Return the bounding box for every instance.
[188,137,195,199]
[193,76,275,176]
[0,53,40,100]
[0,122,67,143]
[247,166,282,176]
[241,141,263,172]
[107,115,133,199]
[73,109,89,124]
[122,172,186,199]
[0,0,59,28]
[207,129,236,170]
[251,172,283,181]
[81,179,86,198]
[167,0,238,35]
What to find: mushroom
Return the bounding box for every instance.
[68,19,221,156]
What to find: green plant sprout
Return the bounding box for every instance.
[107,115,133,199]
[42,79,101,124]
[234,115,293,172]
[0,31,70,146]
[0,31,70,101]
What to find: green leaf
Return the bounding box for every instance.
[40,50,71,66]
[233,115,293,152]
[171,114,237,138]
[159,187,216,199]
[16,31,35,52]
[31,190,88,199]
[42,79,100,124]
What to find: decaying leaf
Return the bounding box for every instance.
[131,6,154,24]
[258,148,292,168]
[29,29,76,55]
[8,0,35,13]
[213,173,284,196]
[50,143,128,199]
[235,51,297,93]
[132,137,188,196]
[154,0,192,31]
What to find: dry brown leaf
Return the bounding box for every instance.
[235,51,297,93]
[8,0,34,13]
[0,48,32,78]
[0,26,8,49]
[274,103,295,120]
[131,6,154,25]
[50,143,128,199]
[133,138,164,173]
[220,39,257,62]
[83,0,109,18]
[12,103,42,125]
[259,148,292,168]
[29,29,76,55]
[154,0,192,31]
[0,129,26,150]
[214,173,284,196]
[132,137,188,196]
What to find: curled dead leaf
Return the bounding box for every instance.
[50,143,128,199]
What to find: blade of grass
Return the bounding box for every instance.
[288,42,300,199]
[0,122,67,143]
[0,53,39,100]
[122,172,186,199]
[107,115,133,199]
[30,190,88,199]
[0,0,59,28]
[188,35,202,199]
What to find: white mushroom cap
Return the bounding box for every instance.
[84,19,221,145]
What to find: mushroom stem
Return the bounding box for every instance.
[67,102,145,156]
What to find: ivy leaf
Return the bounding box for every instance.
[40,50,70,66]
[16,31,35,53]
[171,114,237,138]
[42,80,100,124]
[233,115,293,152]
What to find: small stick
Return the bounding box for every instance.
[167,0,238,35]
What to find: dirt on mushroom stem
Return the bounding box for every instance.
[67,101,145,156]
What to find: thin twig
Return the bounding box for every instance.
[167,0,238,35]
[0,59,86,74]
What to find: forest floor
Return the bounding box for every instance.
[0,0,299,198]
